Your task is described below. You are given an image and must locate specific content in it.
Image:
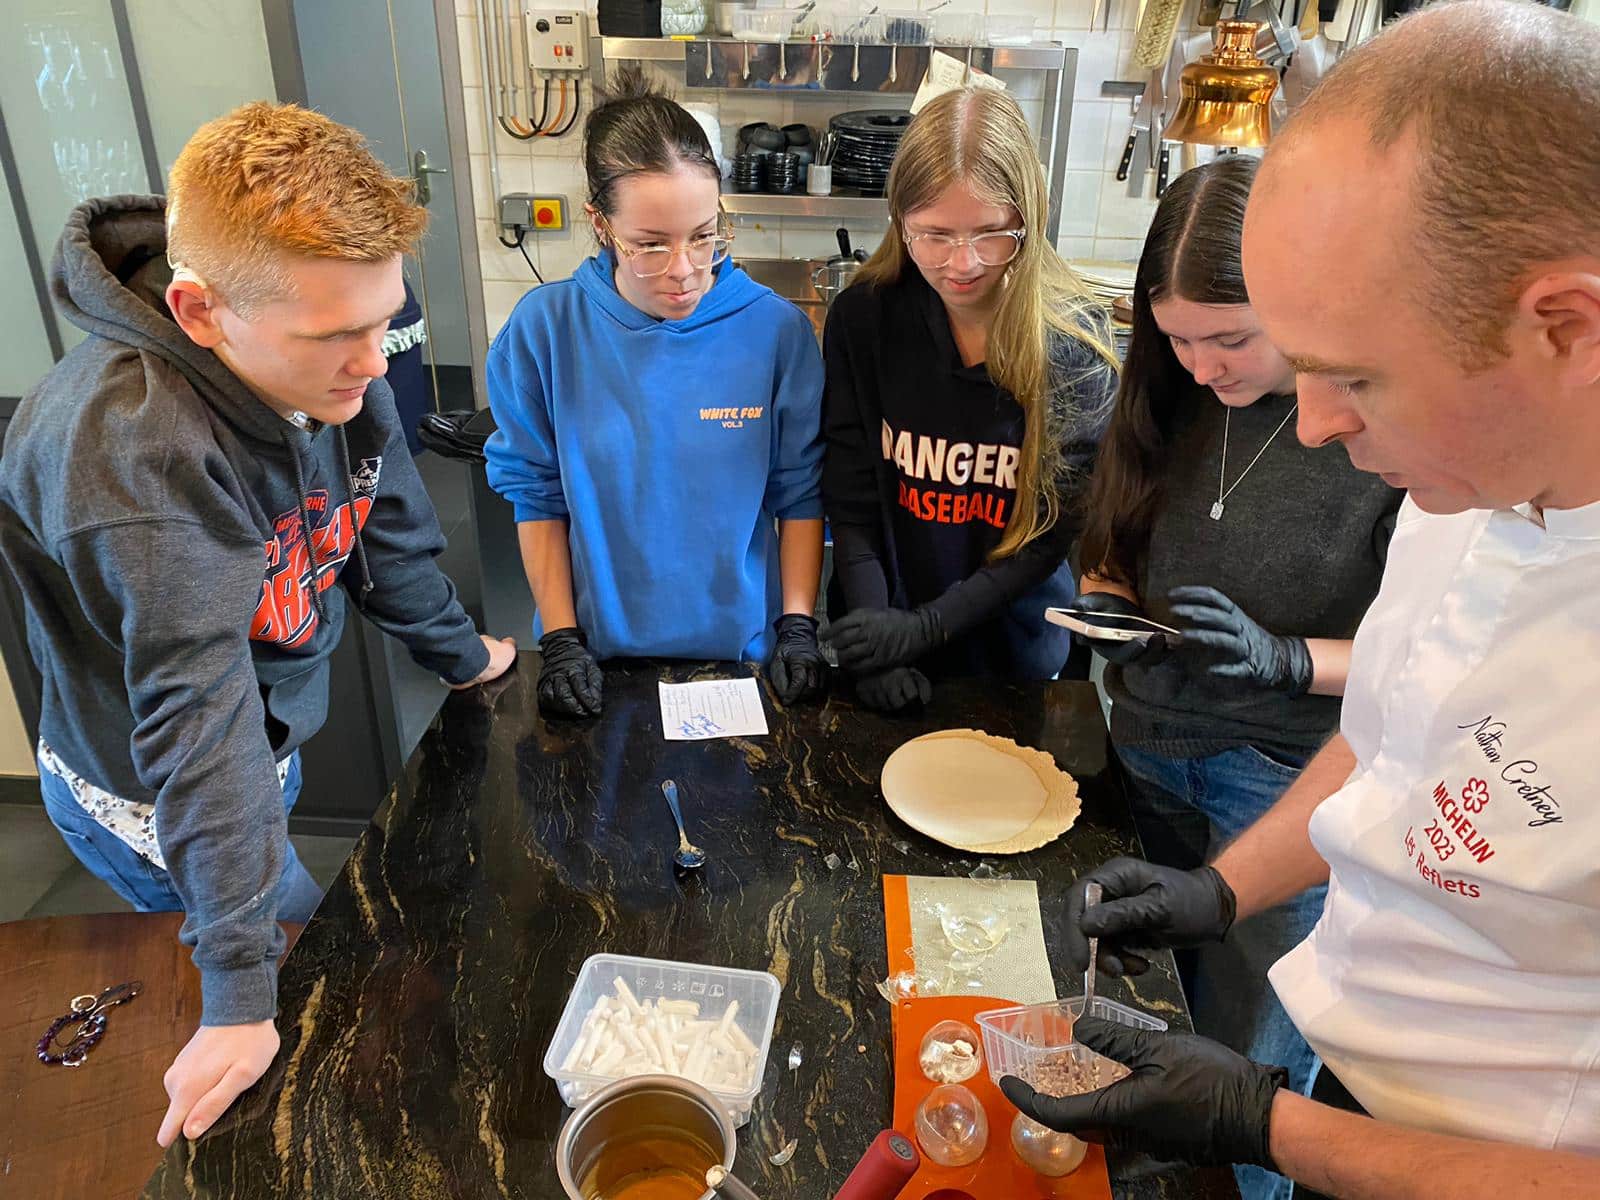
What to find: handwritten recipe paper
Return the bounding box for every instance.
[659,679,770,741]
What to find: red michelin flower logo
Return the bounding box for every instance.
[1462,778,1489,814]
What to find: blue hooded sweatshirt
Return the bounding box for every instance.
[485,251,823,663]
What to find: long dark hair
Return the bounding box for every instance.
[583,65,720,216]
[1078,155,1259,588]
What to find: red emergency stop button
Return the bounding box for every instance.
[536,206,555,226]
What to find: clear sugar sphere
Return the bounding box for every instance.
[914,1083,989,1167]
[1010,1112,1088,1177]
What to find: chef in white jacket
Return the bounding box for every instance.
[1000,3,1600,1198]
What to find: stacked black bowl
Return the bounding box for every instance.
[827,110,913,196]
[765,152,800,194]
[731,152,766,193]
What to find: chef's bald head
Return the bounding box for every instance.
[1259,0,1600,366]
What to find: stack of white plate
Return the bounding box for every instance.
[1070,260,1136,359]
[1071,261,1136,305]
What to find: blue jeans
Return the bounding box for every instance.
[1117,743,1327,1200]
[38,751,323,923]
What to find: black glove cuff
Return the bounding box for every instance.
[1245,1064,1291,1170]
[773,612,819,644]
[1199,865,1239,940]
[539,628,591,666]
[915,605,947,647]
[1279,636,1314,697]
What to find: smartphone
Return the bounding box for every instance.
[1046,606,1185,645]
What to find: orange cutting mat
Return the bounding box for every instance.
[883,874,1113,1200]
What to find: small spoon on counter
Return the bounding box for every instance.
[1080,881,1103,1026]
[661,779,708,871]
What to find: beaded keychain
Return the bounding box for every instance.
[36,981,142,1067]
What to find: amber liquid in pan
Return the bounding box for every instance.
[580,1131,718,1200]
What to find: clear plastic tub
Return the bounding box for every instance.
[882,9,933,43]
[932,11,985,45]
[984,14,1039,44]
[544,953,781,1127]
[801,5,884,42]
[975,994,1167,1091]
[731,8,797,40]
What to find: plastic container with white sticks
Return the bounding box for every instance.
[543,953,781,1127]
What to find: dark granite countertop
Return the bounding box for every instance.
[143,663,1236,1199]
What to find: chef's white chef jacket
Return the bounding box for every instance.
[1270,495,1600,1153]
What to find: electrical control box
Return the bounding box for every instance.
[499,193,534,233]
[499,193,569,234]
[526,10,589,71]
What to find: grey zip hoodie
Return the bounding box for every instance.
[0,196,489,1024]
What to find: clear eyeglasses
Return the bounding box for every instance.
[903,227,1027,270]
[601,212,734,279]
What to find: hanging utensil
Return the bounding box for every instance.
[1324,0,1357,42]
[1116,78,1155,181]
[1155,46,1185,197]
[1148,65,1171,198]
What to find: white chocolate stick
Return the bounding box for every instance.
[654,1023,681,1073]
[592,1042,626,1075]
[616,1023,647,1058]
[682,1039,710,1083]
[729,1022,758,1056]
[575,1018,608,1071]
[613,977,646,1017]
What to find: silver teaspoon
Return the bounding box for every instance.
[661,779,707,870]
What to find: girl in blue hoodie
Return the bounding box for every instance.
[485,70,827,717]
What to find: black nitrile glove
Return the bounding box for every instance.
[855,666,932,713]
[823,606,944,674]
[1000,1017,1288,1169]
[1062,858,1237,977]
[1167,586,1313,696]
[1071,592,1174,667]
[768,613,827,705]
[536,627,603,717]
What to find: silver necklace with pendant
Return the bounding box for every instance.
[1211,402,1299,520]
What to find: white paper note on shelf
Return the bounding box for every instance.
[659,678,770,741]
[911,50,1007,114]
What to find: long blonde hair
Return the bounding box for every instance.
[857,86,1118,559]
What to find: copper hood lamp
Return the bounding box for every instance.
[1164,20,1281,148]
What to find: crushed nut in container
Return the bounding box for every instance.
[1026,1048,1129,1096]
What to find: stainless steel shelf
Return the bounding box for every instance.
[593,37,1078,243]
[601,37,685,61]
[722,191,888,219]
[602,36,1067,72]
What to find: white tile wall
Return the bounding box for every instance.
[459,0,1173,337]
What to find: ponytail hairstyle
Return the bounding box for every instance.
[583,64,720,219]
[857,86,1118,559]
[1077,154,1259,588]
